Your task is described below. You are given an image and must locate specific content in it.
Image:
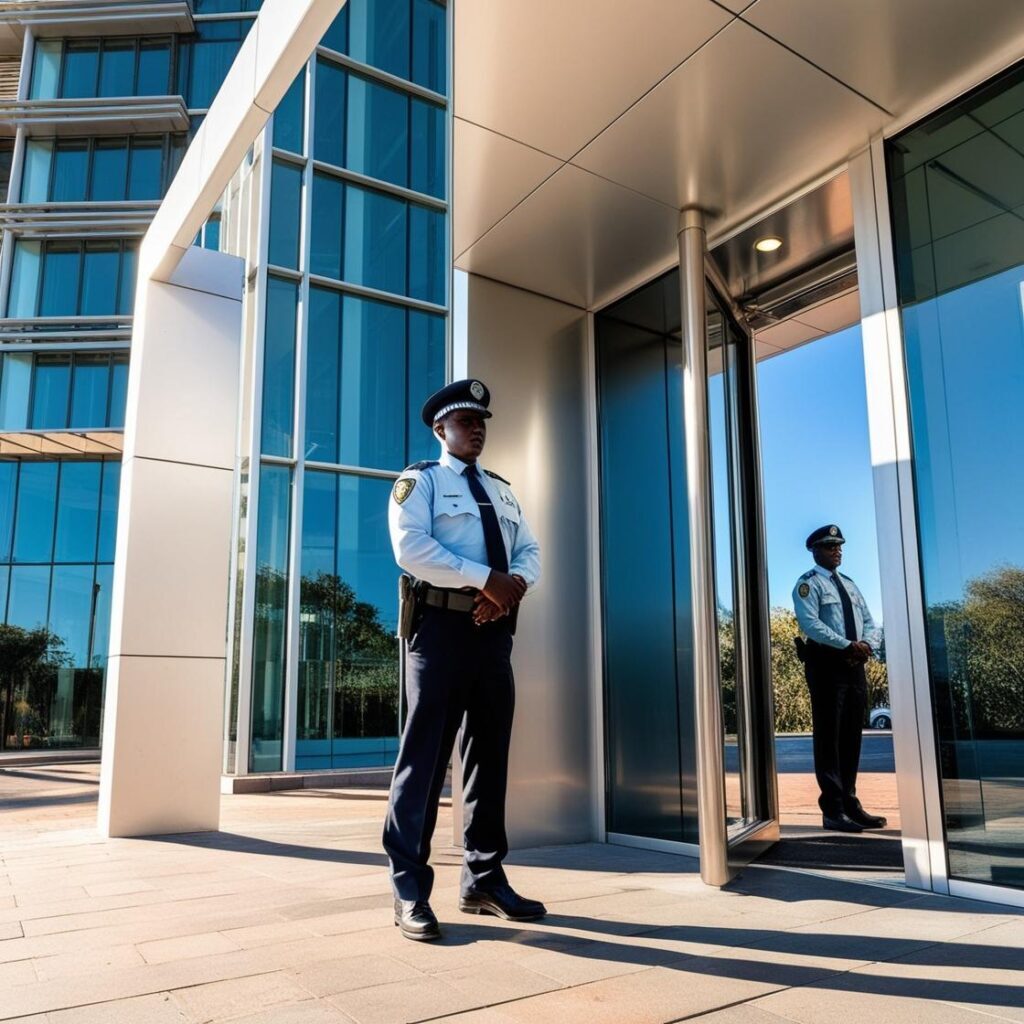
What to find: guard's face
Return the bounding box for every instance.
[437,410,487,462]
[814,542,843,569]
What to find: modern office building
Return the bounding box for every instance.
[1,0,1022,911]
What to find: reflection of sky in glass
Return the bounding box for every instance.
[707,366,733,615]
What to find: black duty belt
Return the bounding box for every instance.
[421,585,477,613]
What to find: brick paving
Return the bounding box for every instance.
[0,763,1021,1024]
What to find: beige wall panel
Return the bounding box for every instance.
[454,118,562,258]
[455,0,730,160]
[465,274,594,848]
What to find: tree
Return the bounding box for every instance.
[0,625,70,750]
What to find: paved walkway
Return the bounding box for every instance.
[0,764,1021,1024]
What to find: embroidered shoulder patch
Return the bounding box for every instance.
[798,583,811,599]
[393,478,416,504]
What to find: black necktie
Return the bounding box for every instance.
[831,573,858,641]
[465,464,508,574]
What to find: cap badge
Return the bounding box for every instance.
[470,380,485,400]
[829,526,838,536]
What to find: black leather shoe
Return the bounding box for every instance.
[459,884,546,921]
[846,807,888,829]
[822,812,864,833]
[394,899,441,941]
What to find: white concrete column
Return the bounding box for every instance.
[98,247,244,838]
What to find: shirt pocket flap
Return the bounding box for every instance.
[497,497,520,525]
[434,493,479,519]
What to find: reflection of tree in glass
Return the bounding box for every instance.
[0,625,70,750]
[932,566,1024,737]
[717,607,737,736]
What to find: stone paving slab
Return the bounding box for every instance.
[0,764,1021,1024]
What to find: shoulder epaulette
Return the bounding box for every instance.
[404,460,438,473]
[483,469,511,485]
[800,570,816,581]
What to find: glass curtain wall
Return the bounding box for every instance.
[888,62,1024,893]
[245,0,449,774]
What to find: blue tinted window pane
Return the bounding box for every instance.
[180,20,251,108]
[62,42,99,98]
[40,247,81,317]
[30,357,71,429]
[127,140,162,200]
[13,462,58,562]
[343,185,406,295]
[51,143,88,202]
[30,40,61,100]
[194,0,261,10]
[410,99,444,199]
[81,245,120,316]
[91,563,113,668]
[412,0,446,94]
[22,140,53,203]
[305,286,341,464]
[137,40,171,95]
[0,462,15,561]
[70,356,110,429]
[9,242,41,318]
[268,160,302,269]
[261,275,297,457]
[54,462,101,562]
[345,0,409,81]
[97,460,120,563]
[49,564,94,665]
[251,462,290,772]
[339,295,405,468]
[98,41,135,98]
[346,75,408,188]
[274,71,305,154]
[90,140,129,201]
[108,358,128,429]
[0,353,32,431]
[7,566,50,629]
[203,215,221,251]
[310,172,343,280]
[407,310,445,463]
[321,8,348,52]
[408,204,445,304]
[118,246,137,315]
[313,58,345,167]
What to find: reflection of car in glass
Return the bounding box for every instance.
[869,707,892,730]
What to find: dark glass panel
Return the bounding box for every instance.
[305,286,341,464]
[48,564,94,664]
[346,75,408,189]
[70,354,110,429]
[97,460,120,563]
[39,246,81,317]
[321,8,348,53]
[408,203,445,305]
[268,159,302,269]
[7,565,50,630]
[92,563,114,666]
[313,58,345,168]
[343,184,406,295]
[0,140,11,204]
[310,172,343,280]
[338,295,405,469]
[251,463,290,772]
[0,462,15,562]
[81,244,120,316]
[274,71,305,155]
[137,39,171,96]
[30,355,71,429]
[118,246,138,315]
[90,139,129,201]
[12,462,58,563]
[51,142,89,202]
[179,20,252,108]
[406,310,445,464]
[108,357,128,429]
[261,275,297,457]
[61,41,99,98]
[128,139,163,201]
[410,98,445,199]
[344,0,410,82]
[193,0,262,10]
[98,40,135,98]
[412,0,446,94]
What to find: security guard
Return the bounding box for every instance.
[793,525,887,833]
[384,379,544,942]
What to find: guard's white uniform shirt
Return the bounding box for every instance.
[389,447,541,591]
[792,564,882,652]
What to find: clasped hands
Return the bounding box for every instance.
[844,640,873,665]
[473,571,527,625]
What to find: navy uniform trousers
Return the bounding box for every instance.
[804,642,867,817]
[383,603,515,902]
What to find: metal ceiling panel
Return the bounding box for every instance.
[744,0,1024,117]
[453,0,731,160]
[573,19,886,237]
[456,163,679,310]
[454,118,562,258]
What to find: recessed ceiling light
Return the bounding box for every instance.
[754,236,783,253]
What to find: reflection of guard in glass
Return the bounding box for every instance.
[384,378,543,942]
[793,525,887,833]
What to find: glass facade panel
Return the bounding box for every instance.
[305,286,341,464]
[8,242,41,319]
[410,98,445,199]
[13,462,58,563]
[406,311,446,463]
[30,356,71,430]
[344,184,406,295]
[408,204,445,305]
[137,39,171,96]
[48,565,94,665]
[0,354,32,430]
[179,20,253,108]
[8,566,51,629]
[251,463,291,772]
[39,246,81,317]
[310,172,344,280]
[0,463,14,561]
[313,59,346,168]
[274,72,305,155]
[345,0,410,82]
[98,41,135,97]
[108,358,128,430]
[70,355,110,428]
[21,141,53,204]
[52,142,89,202]
[261,275,298,457]
[53,463,101,564]
[412,0,446,95]
[128,140,164,201]
[346,75,409,187]
[81,244,120,316]
[268,159,303,269]
[193,0,262,10]
[30,40,62,100]
[97,461,120,563]
[888,63,1024,892]
[62,42,100,98]
[91,139,130,201]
